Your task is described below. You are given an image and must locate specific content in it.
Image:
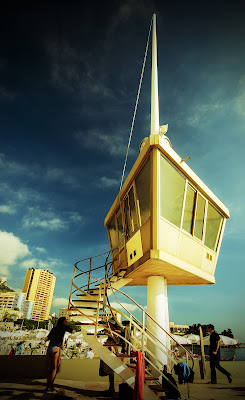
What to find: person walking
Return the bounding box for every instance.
[45,317,73,394]
[207,324,232,384]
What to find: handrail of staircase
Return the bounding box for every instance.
[69,273,191,400]
[105,273,194,369]
[70,262,194,370]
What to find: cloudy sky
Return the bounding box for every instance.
[0,1,244,340]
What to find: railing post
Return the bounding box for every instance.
[68,266,76,313]
[94,282,101,338]
[87,258,92,290]
[142,312,145,355]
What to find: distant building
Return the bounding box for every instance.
[0,277,7,284]
[59,308,69,319]
[0,292,34,319]
[22,268,56,321]
[0,321,14,330]
[169,321,189,335]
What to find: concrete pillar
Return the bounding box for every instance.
[147,276,170,375]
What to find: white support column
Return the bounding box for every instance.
[151,13,160,135]
[147,276,170,375]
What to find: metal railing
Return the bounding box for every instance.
[68,252,195,400]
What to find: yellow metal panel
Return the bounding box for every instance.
[178,232,203,268]
[201,249,216,275]
[159,218,179,257]
[126,230,143,267]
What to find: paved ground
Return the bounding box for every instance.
[0,378,245,400]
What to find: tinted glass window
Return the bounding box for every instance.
[135,158,151,225]
[128,187,138,232]
[183,185,195,234]
[194,194,206,240]
[108,217,117,253]
[205,203,223,250]
[160,155,186,227]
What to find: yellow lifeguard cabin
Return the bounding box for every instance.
[104,14,230,369]
[104,132,229,286]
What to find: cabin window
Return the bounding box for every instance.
[108,217,117,255]
[204,203,223,251]
[135,158,150,225]
[182,185,195,234]
[123,186,138,239]
[116,213,124,240]
[193,193,206,240]
[160,155,185,228]
[116,212,124,250]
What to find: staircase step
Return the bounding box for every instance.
[70,307,99,315]
[79,328,158,399]
[72,300,102,308]
[69,315,98,323]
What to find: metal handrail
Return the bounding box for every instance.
[69,254,195,400]
[69,261,194,369]
[69,270,191,399]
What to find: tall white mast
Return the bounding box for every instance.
[151,13,160,135]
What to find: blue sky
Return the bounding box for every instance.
[0,1,244,340]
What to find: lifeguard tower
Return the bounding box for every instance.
[68,15,230,393]
[104,14,230,369]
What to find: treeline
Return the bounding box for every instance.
[186,323,234,338]
[14,317,80,332]
[0,283,14,293]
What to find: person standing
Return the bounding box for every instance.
[9,346,16,356]
[207,324,232,384]
[45,317,73,394]
[17,342,22,355]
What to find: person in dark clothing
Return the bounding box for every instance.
[45,317,73,394]
[207,324,232,384]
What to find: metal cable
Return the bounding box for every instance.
[119,17,153,191]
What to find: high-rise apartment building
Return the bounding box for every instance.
[22,268,56,321]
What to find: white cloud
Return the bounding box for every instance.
[20,257,62,273]
[36,247,46,253]
[109,301,140,312]
[97,176,119,189]
[23,208,67,231]
[23,216,66,231]
[186,103,222,127]
[233,75,245,116]
[45,167,78,186]
[22,207,83,232]
[52,297,69,307]
[0,205,16,214]
[0,231,30,277]
[75,129,136,158]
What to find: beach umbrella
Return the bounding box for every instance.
[170,334,192,345]
[197,336,210,345]
[197,335,238,346]
[68,331,84,340]
[182,334,200,344]
[29,329,49,339]
[219,335,238,346]
[14,330,29,336]
[0,331,12,338]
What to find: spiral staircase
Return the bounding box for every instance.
[68,251,194,399]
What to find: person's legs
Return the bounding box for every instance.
[46,348,60,390]
[210,356,217,383]
[216,360,232,381]
[109,372,115,392]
